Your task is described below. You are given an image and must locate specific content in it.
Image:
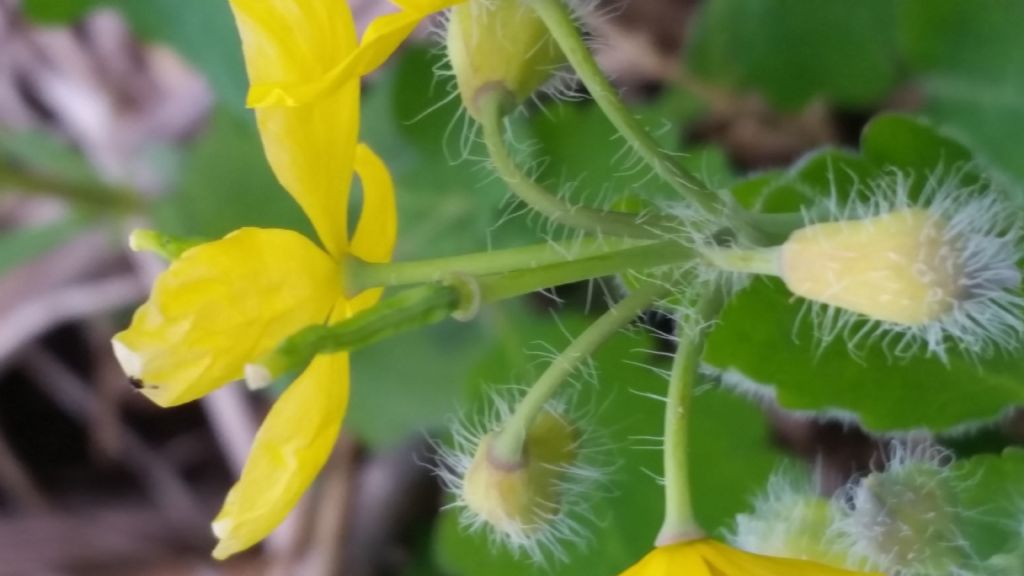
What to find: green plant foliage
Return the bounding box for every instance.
[150,109,311,239]
[706,279,1024,432]
[952,448,1024,560]
[349,319,495,449]
[706,115,1024,432]
[434,304,787,575]
[687,0,900,109]
[361,48,535,259]
[897,0,1024,192]
[687,0,1024,193]
[527,96,734,209]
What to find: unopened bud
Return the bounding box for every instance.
[781,208,960,326]
[732,476,849,569]
[843,459,966,573]
[461,409,577,536]
[129,229,205,261]
[446,0,564,119]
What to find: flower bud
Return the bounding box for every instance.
[780,208,960,326]
[841,458,967,574]
[461,409,578,537]
[129,229,204,261]
[731,472,850,569]
[446,0,564,119]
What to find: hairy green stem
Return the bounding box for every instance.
[479,90,663,239]
[250,284,462,384]
[656,288,725,546]
[349,236,649,292]
[476,240,691,303]
[701,245,781,276]
[268,240,693,383]
[490,281,668,464]
[528,0,721,217]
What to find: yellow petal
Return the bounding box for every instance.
[700,540,883,576]
[344,143,398,312]
[256,83,359,257]
[620,541,882,576]
[228,0,357,85]
[351,143,397,264]
[211,304,351,559]
[247,0,465,109]
[619,542,712,576]
[229,0,360,257]
[112,228,340,407]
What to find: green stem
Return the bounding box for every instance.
[268,241,693,383]
[479,91,663,239]
[656,288,725,546]
[350,236,648,292]
[701,245,781,276]
[490,281,668,464]
[476,240,691,303]
[0,161,144,214]
[251,284,462,384]
[528,0,720,217]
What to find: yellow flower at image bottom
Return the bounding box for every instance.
[621,540,883,576]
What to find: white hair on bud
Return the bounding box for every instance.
[725,466,875,571]
[429,388,612,566]
[832,441,983,576]
[797,165,1023,361]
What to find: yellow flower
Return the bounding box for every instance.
[112,0,401,560]
[620,540,883,576]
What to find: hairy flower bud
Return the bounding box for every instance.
[773,170,1023,357]
[781,208,959,326]
[731,471,852,569]
[461,409,578,536]
[838,453,968,574]
[446,0,564,118]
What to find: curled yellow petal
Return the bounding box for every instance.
[211,306,350,559]
[229,0,360,257]
[345,143,398,312]
[112,228,340,407]
[351,143,397,265]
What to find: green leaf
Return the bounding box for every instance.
[150,108,311,239]
[348,320,494,449]
[951,448,1024,560]
[706,280,1024,432]
[897,0,1024,194]
[435,304,786,574]
[361,48,537,259]
[859,115,974,175]
[687,0,901,109]
[706,115,1024,432]
[527,97,734,210]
